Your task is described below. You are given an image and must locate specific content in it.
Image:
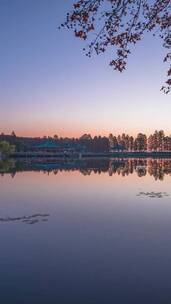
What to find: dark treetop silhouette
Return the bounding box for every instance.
[1,130,171,152]
[61,0,171,93]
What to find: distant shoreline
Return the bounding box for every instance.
[10,151,171,159]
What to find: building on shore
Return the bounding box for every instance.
[32,140,61,153]
[32,139,87,154]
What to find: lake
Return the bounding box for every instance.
[1,158,171,303]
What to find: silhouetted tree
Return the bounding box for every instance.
[129,136,134,151]
[53,134,59,141]
[164,136,171,150]
[11,131,16,137]
[134,133,147,151]
[148,131,158,151]
[108,133,118,149]
[0,141,15,156]
[147,130,167,151]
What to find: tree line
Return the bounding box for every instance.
[1,130,171,152]
[109,130,171,152]
[53,131,171,152]
[78,130,171,152]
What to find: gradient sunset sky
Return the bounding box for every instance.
[0,0,170,138]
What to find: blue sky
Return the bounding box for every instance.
[0,0,170,137]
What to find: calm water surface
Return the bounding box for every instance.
[0,158,171,303]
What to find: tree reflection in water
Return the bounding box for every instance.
[1,158,171,181]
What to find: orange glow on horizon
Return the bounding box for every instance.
[3,126,171,139]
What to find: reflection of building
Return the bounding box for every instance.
[2,157,171,181]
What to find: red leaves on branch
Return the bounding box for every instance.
[61,0,171,93]
[73,2,81,9]
[75,30,87,39]
[110,59,126,72]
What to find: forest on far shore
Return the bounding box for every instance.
[0,130,171,153]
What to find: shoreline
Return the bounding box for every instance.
[10,151,171,159]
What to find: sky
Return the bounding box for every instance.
[0,0,170,138]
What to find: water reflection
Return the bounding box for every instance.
[1,158,171,303]
[1,158,171,180]
[137,191,170,198]
[0,214,50,225]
